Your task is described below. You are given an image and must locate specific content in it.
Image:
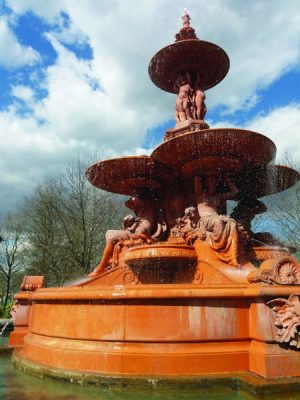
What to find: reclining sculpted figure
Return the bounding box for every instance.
[186,175,246,267]
[89,196,161,276]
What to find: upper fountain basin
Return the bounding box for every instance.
[149,40,230,93]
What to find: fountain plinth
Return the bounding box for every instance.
[11,10,300,388]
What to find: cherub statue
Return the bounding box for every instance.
[193,72,207,120]
[174,72,193,122]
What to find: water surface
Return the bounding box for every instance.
[1,352,300,400]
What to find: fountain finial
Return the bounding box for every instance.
[175,9,198,42]
[182,8,191,28]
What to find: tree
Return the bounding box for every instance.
[252,156,300,255]
[0,212,26,311]
[22,157,125,286]
[267,184,300,255]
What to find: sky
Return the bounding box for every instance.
[0,0,300,214]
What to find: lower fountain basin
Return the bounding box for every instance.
[85,155,172,196]
[12,284,300,381]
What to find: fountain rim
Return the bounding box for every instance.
[151,127,277,166]
[14,284,300,301]
[154,127,276,147]
[85,154,173,195]
[86,154,152,170]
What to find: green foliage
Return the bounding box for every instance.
[0,300,13,319]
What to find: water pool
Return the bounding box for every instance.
[1,350,300,400]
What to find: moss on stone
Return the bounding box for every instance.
[11,351,300,396]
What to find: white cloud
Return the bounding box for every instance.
[0,17,40,68]
[211,103,300,163]
[11,85,35,103]
[5,1,63,21]
[202,2,300,111]
[6,0,300,112]
[246,104,300,163]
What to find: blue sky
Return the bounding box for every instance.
[0,0,300,214]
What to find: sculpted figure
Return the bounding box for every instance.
[170,206,199,237]
[182,8,191,28]
[193,72,207,120]
[162,188,188,230]
[174,72,193,122]
[89,196,159,276]
[195,175,238,216]
[187,175,243,267]
[183,206,199,230]
[174,70,207,123]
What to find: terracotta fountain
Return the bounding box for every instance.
[10,12,300,384]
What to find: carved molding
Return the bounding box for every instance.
[124,244,197,267]
[248,257,300,285]
[268,294,300,348]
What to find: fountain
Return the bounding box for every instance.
[9,11,300,388]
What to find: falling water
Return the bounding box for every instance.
[265,164,278,195]
[63,276,91,287]
[0,320,12,336]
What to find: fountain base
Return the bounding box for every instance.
[11,283,300,380]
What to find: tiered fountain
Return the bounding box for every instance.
[10,12,300,386]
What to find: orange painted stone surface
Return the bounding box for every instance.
[9,276,44,347]
[12,284,300,379]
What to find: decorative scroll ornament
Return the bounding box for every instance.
[122,269,140,285]
[193,268,203,284]
[248,257,300,285]
[268,294,300,348]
